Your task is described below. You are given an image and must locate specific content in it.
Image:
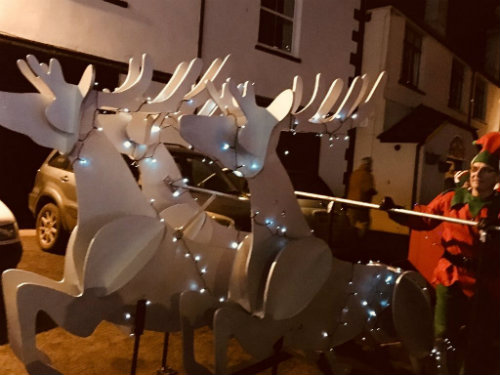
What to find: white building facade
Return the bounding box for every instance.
[0,0,364,225]
[357,5,500,234]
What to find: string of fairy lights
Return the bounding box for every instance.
[68,77,432,356]
[70,102,243,327]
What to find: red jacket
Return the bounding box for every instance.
[405,188,500,297]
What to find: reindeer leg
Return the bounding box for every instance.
[2,270,110,375]
[180,291,216,375]
[319,350,351,375]
[213,305,283,375]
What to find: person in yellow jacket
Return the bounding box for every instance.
[346,156,377,237]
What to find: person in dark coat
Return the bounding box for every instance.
[346,156,377,238]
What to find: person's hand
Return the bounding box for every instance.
[477,218,497,232]
[379,196,399,211]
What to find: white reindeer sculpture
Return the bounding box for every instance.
[179,77,434,374]
[0,54,241,375]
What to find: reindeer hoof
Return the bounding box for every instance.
[26,360,62,375]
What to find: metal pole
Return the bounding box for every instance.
[294,191,500,231]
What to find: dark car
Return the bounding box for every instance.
[29,145,334,252]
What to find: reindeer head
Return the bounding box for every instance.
[179,81,293,178]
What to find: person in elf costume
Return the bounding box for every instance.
[381,132,500,374]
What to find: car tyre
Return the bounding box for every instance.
[36,202,68,253]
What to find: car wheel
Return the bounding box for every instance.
[36,203,67,252]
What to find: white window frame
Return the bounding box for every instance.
[257,0,302,57]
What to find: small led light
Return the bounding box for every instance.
[151,158,157,163]
[124,313,131,320]
[194,255,201,262]
[201,267,207,274]
[151,125,160,133]
[250,162,259,170]
[160,218,165,223]
[145,300,151,306]
[79,158,88,165]
[265,218,274,226]
[97,127,103,132]
[185,253,191,258]
[230,241,238,249]
[361,300,368,306]
[233,170,243,177]
[219,297,225,303]
[284,150,289,155]
[172,237,178,243]
[322,331,329,338]
[173,190,181,197]
[351,113,358,119]
[123,141,132,148]
[222,143,230,150]
[150,198,155,203]
[280,226,287,234]
[182,178,189,184]
[200,288,206,294]
[122,108,130,113]
[344,135,350,141]
[368,309,377,317]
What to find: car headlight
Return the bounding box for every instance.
[0,223,19,241]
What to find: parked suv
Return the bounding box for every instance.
[29,145,333,252]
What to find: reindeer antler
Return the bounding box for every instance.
[98,53,153,111]
[17,54,95,136]
[291,71,387,136]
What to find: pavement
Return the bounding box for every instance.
[0,230,416,375]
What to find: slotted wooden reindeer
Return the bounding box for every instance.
[0,54,238,375]
[179,76,433,374]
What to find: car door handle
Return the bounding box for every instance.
[60,176,69,183]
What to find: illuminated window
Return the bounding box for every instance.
[448,59,464,110]
[258,0,296,54]
[400,24,422,88]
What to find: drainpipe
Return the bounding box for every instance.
[411,143,421,206]
[197,0,206,58]
[468,71,476,129]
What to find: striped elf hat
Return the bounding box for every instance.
[471,132,500,171]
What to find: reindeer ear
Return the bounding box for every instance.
[78,65,96,98]
[266,89,293,122]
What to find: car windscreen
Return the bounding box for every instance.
[173,153,243,196]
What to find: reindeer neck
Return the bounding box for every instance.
[247,128,311,240]
[138,143,195,212]
[68,95,157,279]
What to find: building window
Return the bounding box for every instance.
[448,59,464,110]
[400,24,422,88]
[258,0,296,54]
[472,78,487,121]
